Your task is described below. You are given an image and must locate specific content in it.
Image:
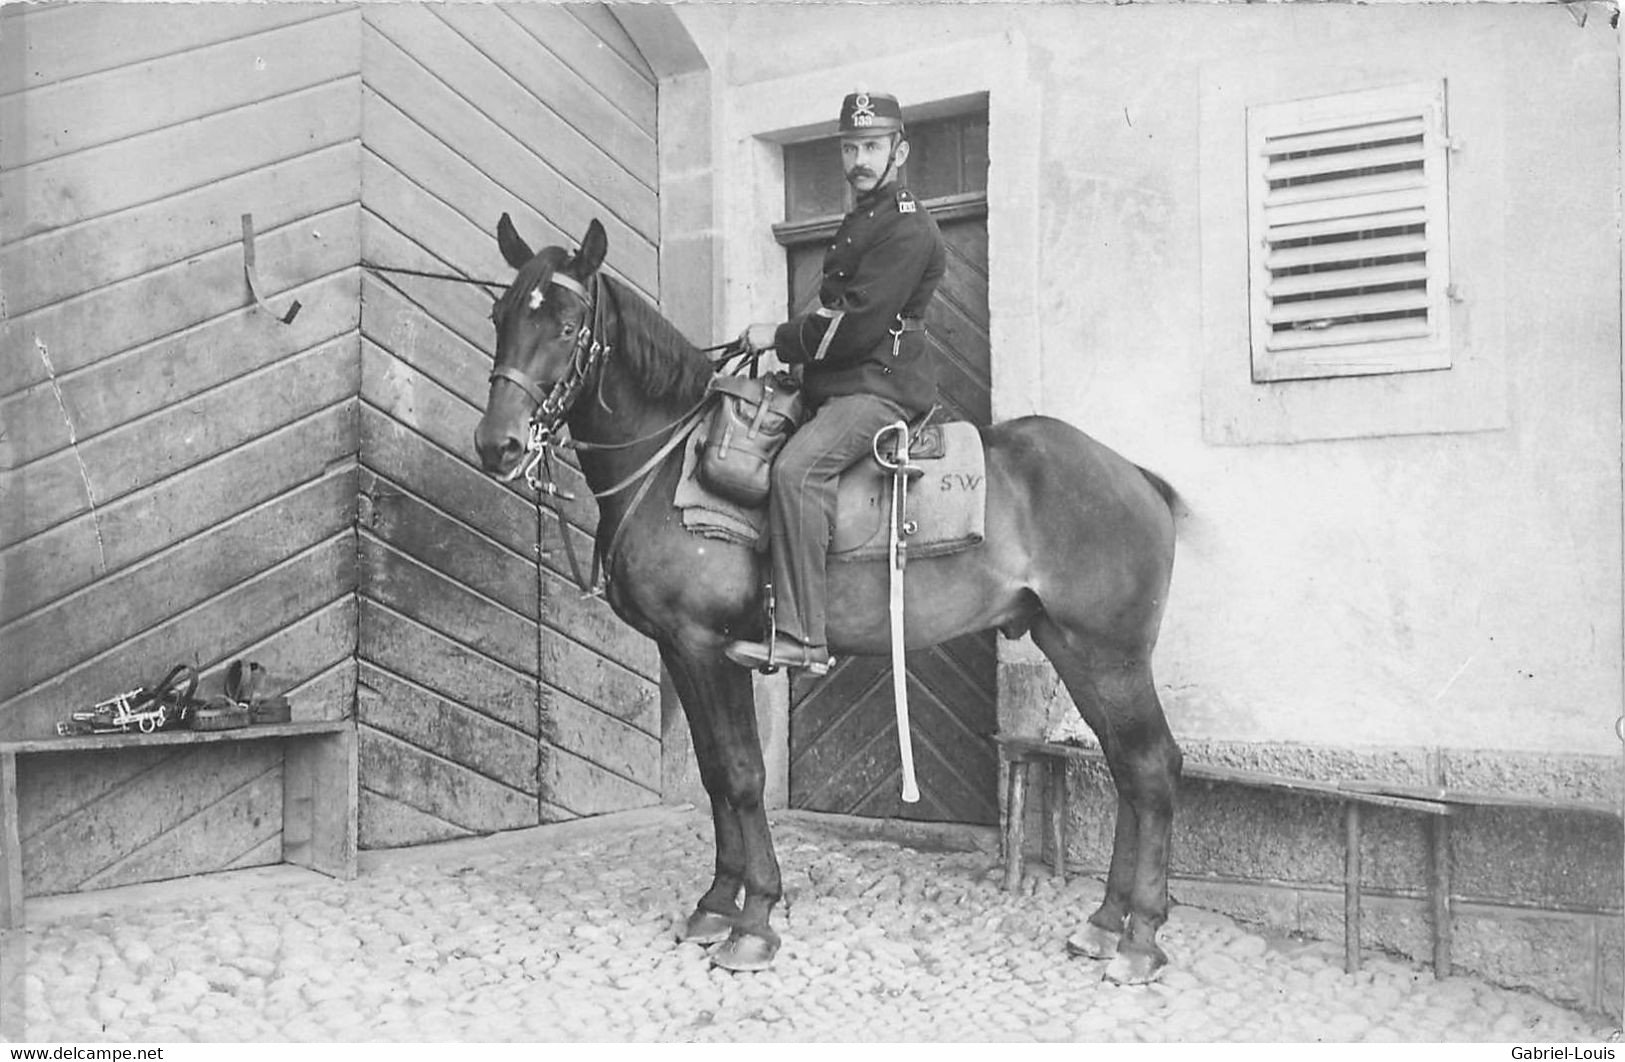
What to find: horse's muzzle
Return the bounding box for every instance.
[473,421,525,478]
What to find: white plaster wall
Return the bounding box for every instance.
[676,2,1622,757]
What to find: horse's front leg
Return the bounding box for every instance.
[660,642,745,944]
[662,642,782,970]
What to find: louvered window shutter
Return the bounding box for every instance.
[1247,82,1453,382]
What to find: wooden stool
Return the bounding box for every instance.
[996,737,1070,891]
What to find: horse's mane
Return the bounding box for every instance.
[497,248,713,409]
[602,275,713,408]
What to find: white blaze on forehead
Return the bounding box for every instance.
[528,286,546,311]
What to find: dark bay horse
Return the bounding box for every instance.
[473,216,1182,984]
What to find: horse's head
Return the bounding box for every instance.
[474,214,608,479]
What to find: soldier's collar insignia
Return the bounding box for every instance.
[897,189,917,214]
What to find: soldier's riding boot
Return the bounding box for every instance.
[723,394,907,675]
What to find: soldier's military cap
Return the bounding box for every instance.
[839,91,904,136]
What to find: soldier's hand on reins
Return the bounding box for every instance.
[739,323,778,354]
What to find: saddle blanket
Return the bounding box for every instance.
[673,415,987,564]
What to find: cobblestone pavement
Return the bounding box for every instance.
[5,807,1617,1043]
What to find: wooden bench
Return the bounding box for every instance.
[995,734,1459,975]
[0,720,357,929]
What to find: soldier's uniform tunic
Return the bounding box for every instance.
[773,185,945,413]
[768,181,947,653]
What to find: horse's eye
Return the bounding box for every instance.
[561,323,577,338]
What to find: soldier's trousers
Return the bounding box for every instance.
[769,392,908,649]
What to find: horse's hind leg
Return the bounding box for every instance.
[661,642,782,971]
[1032,617,1182,985]
[1065,790,1140,960]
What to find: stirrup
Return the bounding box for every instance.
[760,578,781,674]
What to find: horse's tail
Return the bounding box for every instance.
[1137,465,1185,520]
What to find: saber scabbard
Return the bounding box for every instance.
[877,422,921,804]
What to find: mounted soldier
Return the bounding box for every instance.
[476,93,1178,977]
[724,90,948,675]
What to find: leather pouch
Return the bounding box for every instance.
[698,372,806,507]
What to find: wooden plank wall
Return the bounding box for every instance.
[0,4,362,894]
[355,3,663,847]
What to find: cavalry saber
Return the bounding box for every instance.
[876,422,921,804]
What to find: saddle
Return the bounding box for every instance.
[674,377,987,562]
[828,422,986,563]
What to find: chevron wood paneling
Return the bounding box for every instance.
[786,208,999,826]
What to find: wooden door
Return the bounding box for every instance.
[776,111,998,825]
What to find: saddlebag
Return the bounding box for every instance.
[698,372,806,507]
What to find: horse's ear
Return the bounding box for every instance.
[497,213,533,270]
[572,219,608,278]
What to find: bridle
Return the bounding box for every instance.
[489,269,613,496]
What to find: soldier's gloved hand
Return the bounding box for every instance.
[739,323,778,354]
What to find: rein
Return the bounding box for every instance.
[362,261,508,299]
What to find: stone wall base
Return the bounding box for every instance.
[1013,768,1623,1020]
[1144,874,1621,1020]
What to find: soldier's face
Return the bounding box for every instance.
[841,134,907,193]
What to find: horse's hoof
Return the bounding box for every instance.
[1065,922,1120,960]
[679,909,735,946]
[1103,947,1168,986]
[708,931,779,972]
